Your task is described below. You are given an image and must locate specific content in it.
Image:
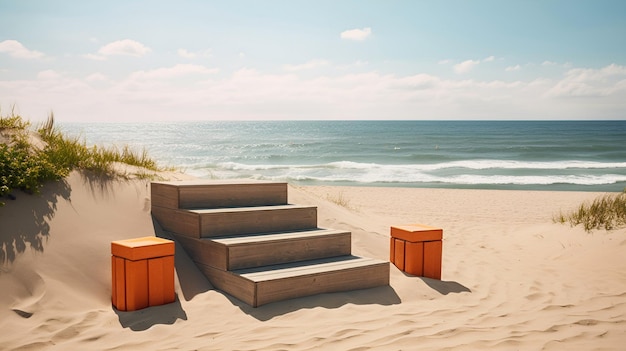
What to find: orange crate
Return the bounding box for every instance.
[111,237,175,311]
[390,224,442,280]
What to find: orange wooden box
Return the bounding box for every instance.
[111,236,175,311]
[390,224,443,280]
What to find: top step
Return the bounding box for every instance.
[151,180,288,209]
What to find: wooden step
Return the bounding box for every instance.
[197,256,390,307]
[151,180,287,209]
[150,179,391,308]
[152,204,318,238]
[170,228,352,270]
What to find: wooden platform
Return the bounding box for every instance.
[151,180,389,307]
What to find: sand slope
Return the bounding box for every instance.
[1,173,625,350]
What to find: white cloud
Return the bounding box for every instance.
[438,59,452,65]
[178,48,212,59]
[392,73,440,91]
[334,60,369,70]
[2,62,625,122]
[85,73,109,82]
[178,49,196,59]
[129,64,218,80]
[284,59,330,71]
[83,53,106,61]
[454,59,480,74]
[340,27,372,41]
[546,63,626,98]
[37,70,61,80]
[541,61,574,68]
[453,56,495,74]
[0,40,44,59]
[97,39,150,57]
[506,65,522,72]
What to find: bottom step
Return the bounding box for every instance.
[198,256,390,307]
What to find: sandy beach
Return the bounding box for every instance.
[1,172,625,350]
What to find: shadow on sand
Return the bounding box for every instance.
[404,272,472,295]
[152,219,214,301]
[0,179,71,269]
[228,284,401,322]
[0,170,141,269]
[114,294,188,331]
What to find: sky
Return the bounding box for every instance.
[1,0,625,122]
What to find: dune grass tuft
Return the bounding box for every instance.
[37,112,166,176]
[1,111,170,205]
[326,191,354,210]
[554,190,626,232]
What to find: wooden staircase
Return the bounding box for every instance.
[150,180,389,307]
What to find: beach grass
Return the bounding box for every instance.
[1,112,169,205]
[326,191,354,210]
[554,190,626,231]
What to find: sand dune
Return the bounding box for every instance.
[1,172,625,350]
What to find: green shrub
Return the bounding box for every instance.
[0,135,63,203]
[0,110,30,130]
[1,111,168,205]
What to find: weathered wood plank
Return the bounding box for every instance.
[195,205,317,237]
[195,263,256,306]
[211,228,345,245]
[179,183,287,209]
[168,233,229,270]
[223,229,351,270]
[151,206,200,238]
[253,261,389,306]
[172,229,350,271]
[150,183,180,209]
[198,256,389,307]
[151,180,288,209]
[232,257,389,307]
[237,256,387,281]
[153,179,284,187]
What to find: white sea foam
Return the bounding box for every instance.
[329,160,626,171]
[445,174,626,186]
[263,173,626,186]
[217,160,626,172]
[212,161,626,186]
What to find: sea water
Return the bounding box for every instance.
[60,120,626,191]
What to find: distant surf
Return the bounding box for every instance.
[61,120,626,191]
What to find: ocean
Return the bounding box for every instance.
[60,120,626,192]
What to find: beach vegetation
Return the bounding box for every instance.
[1,111,168,205]
[326,191,353,210]
[554,190,626,232]
[0,110,30,130]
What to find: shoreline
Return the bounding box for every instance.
[1,173,625,350]
[287,180,626,193]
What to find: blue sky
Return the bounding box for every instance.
[1,0,625,122]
